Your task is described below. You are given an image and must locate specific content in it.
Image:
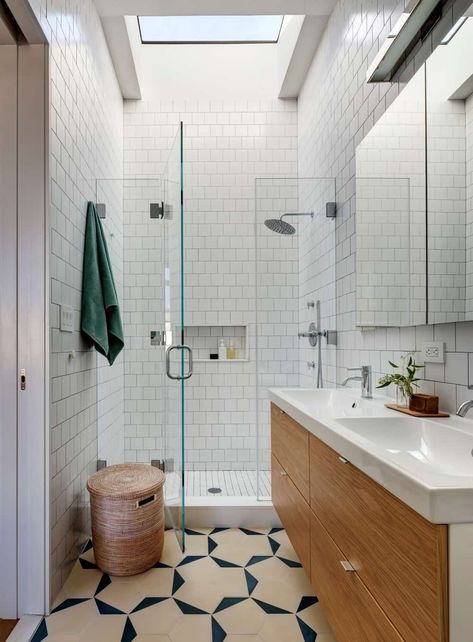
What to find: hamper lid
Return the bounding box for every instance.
[87,463,165,500]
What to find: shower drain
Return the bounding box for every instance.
[208,487,222,494]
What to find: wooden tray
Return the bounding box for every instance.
[385,403,449,418]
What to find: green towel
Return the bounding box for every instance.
[80,201,124,365]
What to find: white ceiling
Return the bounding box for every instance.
[96,0,336,17]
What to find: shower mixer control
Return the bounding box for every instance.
[298,322,319,347]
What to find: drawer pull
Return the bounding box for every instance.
[280,471,288,476]
[279,409,285,415]
[340,560,355,572]
[338,456,349,464]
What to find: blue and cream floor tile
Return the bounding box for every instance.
[52,564,103,607]
[37,528,335,641]
[168,614,212,642]
[183,528,212,555]
[77,614,128,642]
[213,598,264,634]
[249,558,314,612]
[208,528,274,567]
[130,599,182,636]
[266,528,299,562]
[174,556,247,613]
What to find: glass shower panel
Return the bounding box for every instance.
[255,177,336,500]
[94,178,126,467]
[163,123,186,548]
[95,178,167,491]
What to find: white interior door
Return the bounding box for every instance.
[0,34,19,619]
[0,4,49,617]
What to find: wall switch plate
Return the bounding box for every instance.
[60,304,74,333]
[422,341,445,363]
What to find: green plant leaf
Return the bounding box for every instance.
[376,381,391,388]
[388,361,398,369]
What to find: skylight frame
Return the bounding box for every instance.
[137,15,285,45]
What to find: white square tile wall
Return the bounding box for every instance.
[28,0,124,602]
[124,100,298,470]
[297,0,473,413]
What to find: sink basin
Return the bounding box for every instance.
[268,386,473,522]
[271,388,389,417]
[337,416,473,477]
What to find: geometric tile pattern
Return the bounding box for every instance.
[34,528,336,641]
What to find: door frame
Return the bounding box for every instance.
[0,0,49,620]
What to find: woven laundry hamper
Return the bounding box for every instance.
[87,463,165,576]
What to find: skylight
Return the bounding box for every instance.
[138,15,284,44]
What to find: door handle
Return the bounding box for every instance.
[166,345,193,380]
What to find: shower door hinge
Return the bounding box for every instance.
[96,203,106,219]
[326,202,337,218]
[20,368,26,390]
[150,202,173,220]
[97,459,107,471]
[151,459,166,472]
[150,330,166,346]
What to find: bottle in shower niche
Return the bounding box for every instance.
[218,338,227,360]
[227,340,236,360]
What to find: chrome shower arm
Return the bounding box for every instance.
[281,212,314,220]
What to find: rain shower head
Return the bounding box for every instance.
[264,218,296,235]
[264,211,314,235]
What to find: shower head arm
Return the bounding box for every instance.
[280,212,314,220]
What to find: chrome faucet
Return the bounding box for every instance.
[341,365,372,399]
[456,400,473,417]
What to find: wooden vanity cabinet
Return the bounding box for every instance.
[270,402,449,642]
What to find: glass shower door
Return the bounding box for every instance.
[163,123,188,549]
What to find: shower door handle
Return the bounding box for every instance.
[166,345,193,380]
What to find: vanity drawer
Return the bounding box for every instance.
[271,454,310,569]
[310,509,403,642]
[309,434,448,642]
[271,403,309,500]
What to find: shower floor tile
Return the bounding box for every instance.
[185,470,271,497]
[35,528,335,642]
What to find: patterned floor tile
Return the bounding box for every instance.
[297,601,334,635]
[184,528,213,556]
[209,528,274,567]
[76,615,128,642]
[266,529,299,562]
[45,599,99,638]
[39,528,334,642]
[213,598,264,634]
[249,557,314,613]
[168,614,212,642]
[96,580,146,613]
[130,598,182,635]
[52,564,103,607]
[259,614,315,642]
[225,635,263,642]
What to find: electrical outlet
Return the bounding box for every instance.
[422,341,445,363]
[60,304,74,333]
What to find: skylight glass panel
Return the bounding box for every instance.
[138,15,284,44]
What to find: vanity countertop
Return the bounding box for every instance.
[268,387,473,524]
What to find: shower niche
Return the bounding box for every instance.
[184,325,248,362]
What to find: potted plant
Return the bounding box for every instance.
[376,354,424,407]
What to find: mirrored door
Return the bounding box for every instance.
[163,123,188,549]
